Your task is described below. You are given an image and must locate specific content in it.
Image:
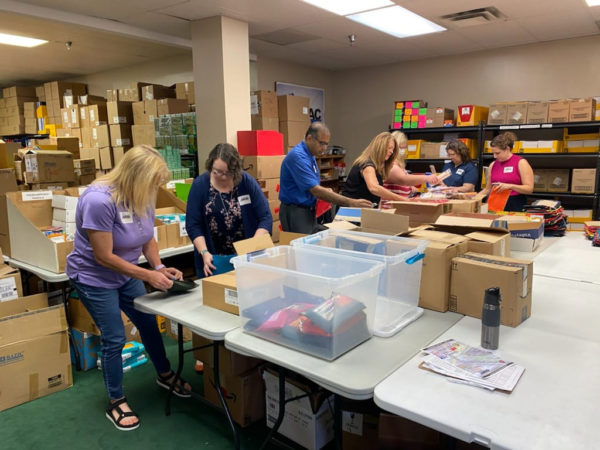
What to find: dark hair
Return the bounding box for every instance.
[445,139,471,163]
[205,143,243,185]
[490,132,517,151]
[305,121,329,140]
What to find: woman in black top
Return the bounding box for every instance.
[342,132,410,206]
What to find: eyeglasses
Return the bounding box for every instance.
[212,168,233,177]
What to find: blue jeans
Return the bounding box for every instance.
[70,278,171,400]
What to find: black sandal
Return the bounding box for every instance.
[105,397,140,431]
[156,371,192,398]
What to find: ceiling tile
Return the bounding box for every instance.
[454,19,537,49]
[119,11,191,39]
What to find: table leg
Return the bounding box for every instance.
[260,366,287,450]
[212,342,240,450]
[165,323,186,416]
[334,394,342,450]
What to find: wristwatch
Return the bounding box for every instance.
[200,249,208,256]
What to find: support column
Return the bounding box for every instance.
[191,16,251,164]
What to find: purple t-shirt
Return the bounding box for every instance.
[66,185,154,288]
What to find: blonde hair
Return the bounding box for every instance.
[354,132,398,179]
[94,145,169,217]
[391,131,408,167]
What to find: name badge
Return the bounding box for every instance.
[503,166,514,174]
[313,164,318,174]
[238,195,251,206]
[456,168,464,175]
[120,211,133,223]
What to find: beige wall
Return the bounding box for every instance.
[331,35,600,162]
[69,52,193,96]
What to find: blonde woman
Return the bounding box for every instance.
[342,132,411,206]
[66,145,190,431]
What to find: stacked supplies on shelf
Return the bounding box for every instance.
[583,221,600,246]
[523,200,567,236]
[418,339,525,393]
[97,341,147,372]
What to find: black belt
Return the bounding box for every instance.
[281,202,315,211]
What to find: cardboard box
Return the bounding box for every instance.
[569,98,596,122]
[457,105,488,126]
[547,100,570,123]
[192,335,262,376]
[279,120,308,150]
[106,101,133,125]
[6,191,74,272]
[388,201,449,227]
[251,116,279,132]
[546,169,570,192]
[154,207,189,248]
[237,130,284,157]
[132,124,155,147]
[31,137,80,159]
[425,107,454,128]
[419,142,447,159]
[141,84,175,101]
[263,369,334,450]
[406,139,424,159]
[67,296,131,335]
[109,124,132,147]
[277,95,310,122]
[69,327,101,371]
[204,365,265,427]
[251,90,278,118]
[99,147,113,170]
[278,231,306,246]
[91,125,110,148]
[112,146,131,167]
[80,147,100,169]
[526,102,549,124]
[175,82,195,105]
[3,86,37,98]
[449,252,533,327]
[571,168,596,194]
[243,155,284,179]
[342,403,380,450]
[156,98,188,116]
[272,220,281,242]
[533,169,549,192]
[487,103,508,125]
[24,150,75,183]
[165,318,192,342]
[0,293,72,412]
[504,102,528,125]
[405,230,469,312]
[87,104,108,126]
[0,141,21,169]
[0,249,22,300]
[257,178,280,199]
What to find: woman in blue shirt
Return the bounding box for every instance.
[441,140,478,192]
[186,143,272,278]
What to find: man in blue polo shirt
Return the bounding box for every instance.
[279,122,372,233]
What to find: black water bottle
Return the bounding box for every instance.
[481,287,501,350]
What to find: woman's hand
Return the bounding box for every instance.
[158,267,183,281]
[146,270,174,291]
[493,182,512,193]
[426,174,440,185]
[202,251,217,277]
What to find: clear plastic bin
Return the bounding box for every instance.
[231,246,384,361]
[291,230,427,337]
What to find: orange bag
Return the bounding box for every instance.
[487,185,511,212]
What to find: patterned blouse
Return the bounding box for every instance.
[205,185,244,255]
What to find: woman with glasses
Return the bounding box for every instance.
[186,143,272,278]
[439,139,478,192]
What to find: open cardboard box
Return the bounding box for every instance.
[6,190,74,273]
[202,234,274,315]
[388,201,450,227]
[329,209,409,236]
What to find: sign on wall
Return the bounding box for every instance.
[275,81,324,122]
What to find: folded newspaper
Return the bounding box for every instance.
[419,339,524,392]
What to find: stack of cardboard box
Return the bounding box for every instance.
[175,81,195,106]
[238,130,285,239]
[51,194,78,242]
[251,90,278,132]
[132,95,188,148]
[278,94,310,151]
[0,86,37,136]
[43,81,87,135]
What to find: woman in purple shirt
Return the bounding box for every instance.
[66,145,190,431]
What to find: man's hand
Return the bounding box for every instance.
[350,198,374,208]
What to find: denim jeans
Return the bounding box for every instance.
[70,278,170,400]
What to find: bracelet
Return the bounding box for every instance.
[154,264,165,271]
[200,249,208,256]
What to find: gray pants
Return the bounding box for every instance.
[279,203,327,234]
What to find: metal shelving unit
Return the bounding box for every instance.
[391,121,600,218]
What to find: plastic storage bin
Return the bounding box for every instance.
[291,230,427,337]
[231,246,384,361]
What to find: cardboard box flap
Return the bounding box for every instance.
[435,213,508,231]
[0,260,18,277]
[203,271,237,288]
[233,234,274,255]
[0,169,18,193]
[0,293,48,318]
[325,220,359,231]
[6,191,52,228]
[361,208,408,235]
[409,228,470,245]
[157,185,186,210]
[278,231,307,246]
[466,231,508,244]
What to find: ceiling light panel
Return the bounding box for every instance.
[301,0,393,16]
[586,1,600,6]
[348,5,446,38]
[0,32,48,48]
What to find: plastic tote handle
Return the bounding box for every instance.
[405,252,425,265]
